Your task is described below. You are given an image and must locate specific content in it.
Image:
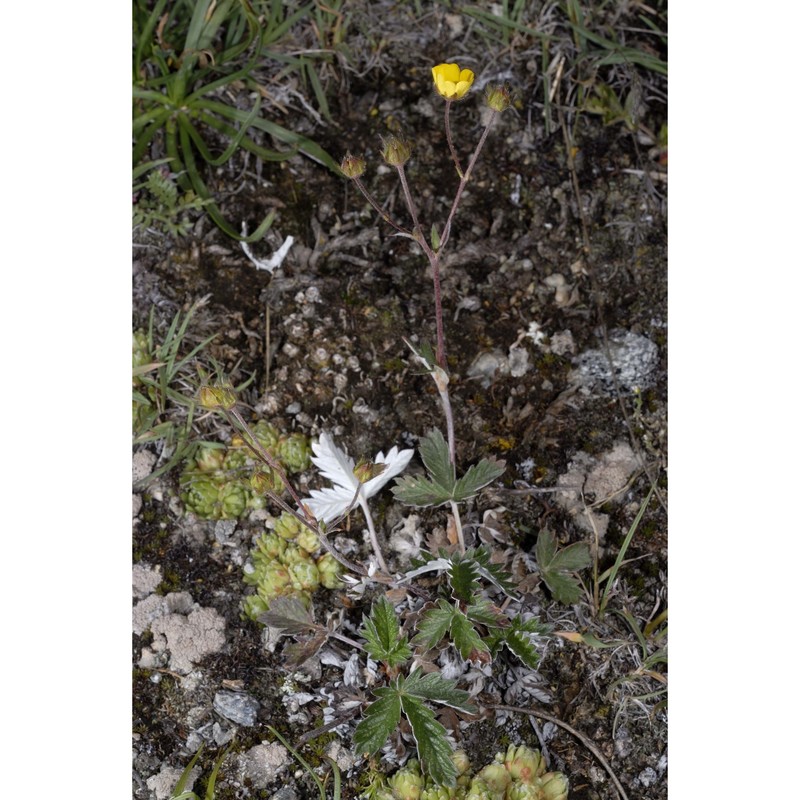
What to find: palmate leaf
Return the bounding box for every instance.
[361,596,412,668]
[352,688,402,757]
[412,601,454,651]
[258,596,320,636]
[412,600,490,662]
[392,429,505,508]
[401,671,476,713]
[402,695,457,787]
[490,615,547,669]
[535,530,591,605]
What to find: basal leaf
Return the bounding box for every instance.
[452,457,506,502]
[468,547,519,599]
[535,530,557,567]
[258,596,320,636]
[401,694,457,787]
[447,555,480,603]
[497,616,544,669]
[392,474,452,507]
[541,570,584,605]
[465,598,504,627]
[352,689,402,757]
[418,429,456,492]
[449,609,490,662]
[412,601,455,651]
[402,671,476,714]
[549,541,592,572]
[361,596,412,668]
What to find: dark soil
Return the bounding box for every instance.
[133,5,667,799]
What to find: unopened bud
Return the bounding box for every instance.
[341,153,366,178]
[381,134,412,167]
[484,84,512,113]
[353,460,387,483]
[199,383,236,410]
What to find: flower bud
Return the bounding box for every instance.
[463,778,492,800]
[288,560,321,592]
[381,134,412,167]
[194,443,225,473]
[353,459,387,483]
[474,763,510,797]
[537,772,568,800]
[274,511,302,540]
[250,469,283,495]
[432,63,475,100]
[242,594,269,622]
[316,552,344,589]
[256,565,292,601]
[253,420,280,450]
[277,433,312,473]
[218,481,247,519]
[341,152,366,179]
[451,750,471,778]
[484,84,512,113]
[199,383,237,411]
[388,760,424,800]
[502,745,546,785]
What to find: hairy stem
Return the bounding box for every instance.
[358,493,390,574]
[444,99,463,178]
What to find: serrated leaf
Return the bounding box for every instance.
[469,547,519,599]
[452,457,506,502]
[412,601,455,650]
[499,617,543,669]
[282,631,329,667]
[418,429,456,491]
[549,541,592,572]
[402,671,476,714]
[541,570,584,605]
[465,598,504,627]
[402,557,453,582]
[259,596,320,636]
[352,689,402,756]
[392,473,452,507]
[361,596,412,668]
[449,609,490,661]
[447,556,480,603]
[401,694,457,787]
[535,530,590,604]
[535,529,557,566]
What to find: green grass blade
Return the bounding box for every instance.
[599,483,657,615]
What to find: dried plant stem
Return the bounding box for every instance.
[485,703,630,800]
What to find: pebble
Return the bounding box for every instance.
[572,329,658,393]
[213,690,260,726]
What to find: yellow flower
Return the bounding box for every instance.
[431,63,475,100]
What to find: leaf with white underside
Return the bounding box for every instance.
[303,433,413,522]
[392,428,505,507]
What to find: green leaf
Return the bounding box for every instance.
[402,671,476,714]
[549,541,592,572]
[418,429,456,491]
[447,555,480,603]
[449,609,490,661]
[469,547,519,599]
[536,530,591,605]
[495,615,545,669]
[391,473,451,507]
[361,597,412,668]
[352,688,402,757]
[452,457,506,502]
[542,571,584,605]
[401,694,457,787]
[412,601,455,651]
[465,598,503,627]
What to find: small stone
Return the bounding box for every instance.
[213,690,260,726]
